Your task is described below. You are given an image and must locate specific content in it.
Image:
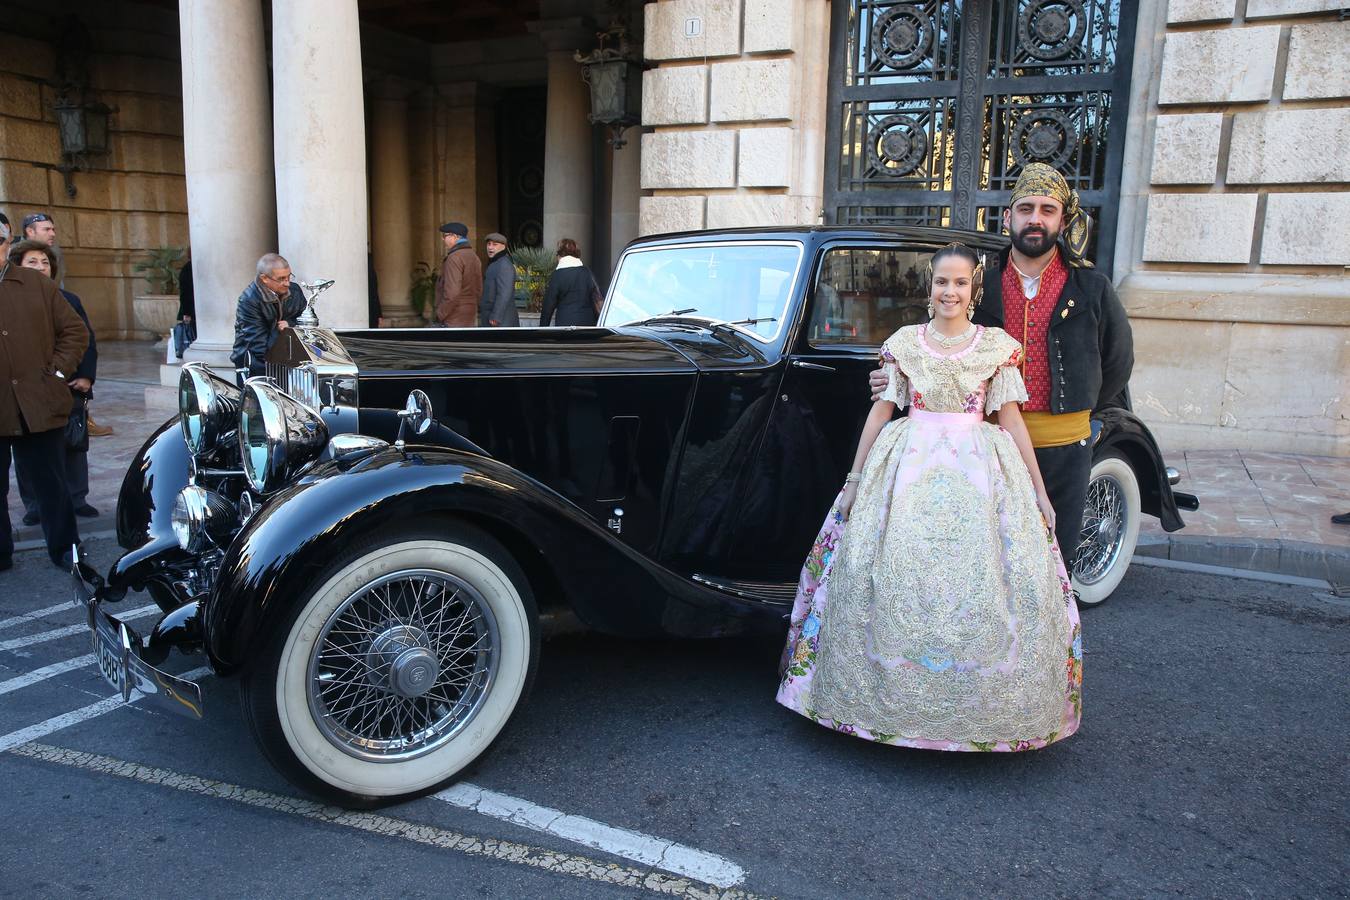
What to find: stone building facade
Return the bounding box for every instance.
[637,0,1349,456]
[0,0,1344,455]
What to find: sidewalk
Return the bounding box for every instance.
[8,340,1349,583]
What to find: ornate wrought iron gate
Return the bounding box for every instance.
[823,1,1137,271]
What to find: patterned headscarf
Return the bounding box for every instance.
[1009,163,1093,267]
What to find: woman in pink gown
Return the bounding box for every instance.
[776,243,1081,752]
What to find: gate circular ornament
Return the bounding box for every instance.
[1017,0,1086,61]
[1011,109,1077,169]
[871,4,933,71]
[868,115,928,177]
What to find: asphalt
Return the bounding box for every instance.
[0,541,1346,897]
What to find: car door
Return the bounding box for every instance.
[724,242,935,583]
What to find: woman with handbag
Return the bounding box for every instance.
[8,239,100,522]
[539,238,602,327]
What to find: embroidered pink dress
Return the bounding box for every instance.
[776,324,1081,751]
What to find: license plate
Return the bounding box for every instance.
[92,618,126,696]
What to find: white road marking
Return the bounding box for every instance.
[0,666,212,753]
[435,783,747,889]
[0,602,84,631]
[0,603,160,652]
[0,654,95,696]
[6,743,760,899]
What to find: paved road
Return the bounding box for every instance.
[0,540,1345,898]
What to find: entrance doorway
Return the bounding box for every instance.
[823,1,1137,272]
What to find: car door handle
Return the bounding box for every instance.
[790,360,836,372]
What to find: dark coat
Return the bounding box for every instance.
[61,289,97,385]
[0,264,89,435]
[974,247,1134,413]
[231,278,306,375]
[177,259,194,321]
[436,242,482,327]
[480,251,519,327]
[540,263,598,327]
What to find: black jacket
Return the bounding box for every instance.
[974,248,1133,413]
[61,289,97,385]
[230,279,306,375]
[540,264,598,327]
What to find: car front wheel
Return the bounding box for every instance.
[1072,452,1141,606]
[241,525,538,805]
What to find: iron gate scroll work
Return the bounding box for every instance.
[824,1,1137,273]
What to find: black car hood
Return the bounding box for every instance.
[336,325,765,376]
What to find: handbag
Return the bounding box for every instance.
[65,393,89,452]
[590,273,604,315]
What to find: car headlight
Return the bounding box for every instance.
[179,363,242,457]
[171,485,237,551]
[238,378,329,493]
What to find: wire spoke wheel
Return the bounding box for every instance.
[247,530,538,804]
[307,569,499,762]
[1075,476,1124,584]
[1072,453,1141,606]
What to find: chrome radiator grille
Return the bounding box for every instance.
[266,361,320,409]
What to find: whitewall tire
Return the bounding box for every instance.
[1072,453,1141,606]
[242,526,537,805]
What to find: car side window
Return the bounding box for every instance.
[807,247,931,347]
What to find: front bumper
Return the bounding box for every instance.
[71,560,204,719]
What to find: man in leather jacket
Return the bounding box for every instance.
[232,253,306,383]
[870,164,1133,562]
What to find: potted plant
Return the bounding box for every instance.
[510,244,556,328]
[410,261,437,324]
[132,246,186,339]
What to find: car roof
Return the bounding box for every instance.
[623,224,1010,253]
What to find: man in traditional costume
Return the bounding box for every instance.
[870,163,1133,561]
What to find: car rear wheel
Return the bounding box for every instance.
[241,525,537,805]
[1072,453,1141,606]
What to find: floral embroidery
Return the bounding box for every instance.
[775,324,1081,752]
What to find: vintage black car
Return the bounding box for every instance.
[74,226,1196,804]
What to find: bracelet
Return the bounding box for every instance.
[844,472,862,484]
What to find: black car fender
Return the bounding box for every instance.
[1093,407,1186,532]
[202,445,759,675]
[108,415,195,603]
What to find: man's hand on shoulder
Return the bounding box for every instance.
[868,365,888,401]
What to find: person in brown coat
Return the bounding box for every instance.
[0,252,89,571]
[435,221,482,327]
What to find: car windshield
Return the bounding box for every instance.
[601,242,802,341]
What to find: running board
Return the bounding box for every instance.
[691,574,796,608]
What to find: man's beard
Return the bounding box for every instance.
[1011,224,1059,258]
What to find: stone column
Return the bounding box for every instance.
[272,0,370,329]
[530,18,594,253]
[178,0,276,368]
[609,135,641,275]
[369,79,421,327]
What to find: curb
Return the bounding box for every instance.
[1136,532,1350,586]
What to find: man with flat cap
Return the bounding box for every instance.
[479,232,518,327]
[869,162,1133,564]
[436,222,482,327]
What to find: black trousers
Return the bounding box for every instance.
[2,427,79,564]
[1034,439,1093,566]
[18,445,89,512]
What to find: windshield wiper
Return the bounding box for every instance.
[628,307,700,327]
[722,316,777,328]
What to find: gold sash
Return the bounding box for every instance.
[1023,410,1091,448]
